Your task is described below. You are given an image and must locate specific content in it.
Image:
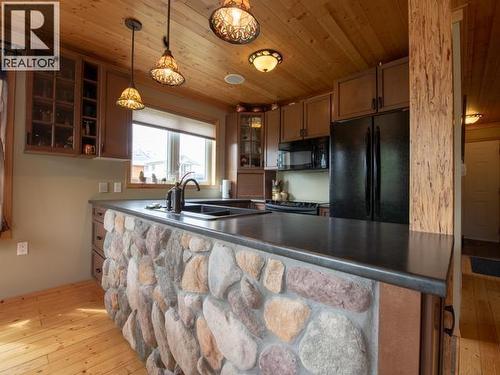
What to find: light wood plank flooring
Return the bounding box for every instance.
[0,280,146,375]
[460,256,500,375]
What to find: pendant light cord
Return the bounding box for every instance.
[163,0,171,49]
[131,27,135,86]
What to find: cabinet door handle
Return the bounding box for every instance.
[372,98,377,110]
[96,235,103,241]
[378,96,383,109]
[444,305,455,336]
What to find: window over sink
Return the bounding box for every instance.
[129,107,216,186]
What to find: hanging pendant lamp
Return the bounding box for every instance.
[209,0,260,44]
[117,18,145,110]
[150,0,185,86]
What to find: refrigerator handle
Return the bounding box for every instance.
[374,126,381,217]
[365,127,372,217]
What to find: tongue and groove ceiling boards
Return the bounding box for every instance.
[60,0,408,107]
[453,0,500,124]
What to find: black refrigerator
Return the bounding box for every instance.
[329,110,409,224]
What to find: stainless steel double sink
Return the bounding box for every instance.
[146,203,269,221]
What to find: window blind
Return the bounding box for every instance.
[133,107,215,140]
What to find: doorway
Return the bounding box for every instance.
[463,140,500,244]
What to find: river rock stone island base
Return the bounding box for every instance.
[101,210,379,375]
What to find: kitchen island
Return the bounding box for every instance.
[91,199,453,375]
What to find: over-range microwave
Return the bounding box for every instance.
[277,136,329,171]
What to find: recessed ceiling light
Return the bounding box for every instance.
[224,73,245,85]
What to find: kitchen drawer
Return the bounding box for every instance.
[92,220,106,251]
[92,250,105,283]
[93,206,106,223]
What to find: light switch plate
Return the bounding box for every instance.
[98,182,108,193]
[17,242,28,256]
[114,182,122,193]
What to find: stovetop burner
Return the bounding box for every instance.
[265,200,320,215]
[266,200,319,209]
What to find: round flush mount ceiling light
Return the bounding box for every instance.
[249,49,283,72]
[224,73,245,85]
[465,113,483,125]
[209,0,260,44]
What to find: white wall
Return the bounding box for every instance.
[0,72,227,299]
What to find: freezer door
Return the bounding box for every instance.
[330,117,373,220]
[373,111,409,224]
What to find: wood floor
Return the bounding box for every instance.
[460,256,500,375]
[0,280,146,375]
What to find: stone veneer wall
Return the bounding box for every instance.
[101,210,379,375]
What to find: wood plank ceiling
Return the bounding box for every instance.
[454,0,500,124]
[60,0,409,107]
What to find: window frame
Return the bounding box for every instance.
[126,105,219,190]
[1,72,15,239]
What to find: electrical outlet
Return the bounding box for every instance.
[114,182,122,193]
[17,242,28,256]
[98,182,108,193]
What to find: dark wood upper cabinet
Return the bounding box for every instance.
[377,57,409,112]
[333,68,377,121]
[264,109,280,169]
[25,50,133,160]
[280,102,303,142]
[333,58,409,121]
[100,70,132,159]
[304,93,331,139]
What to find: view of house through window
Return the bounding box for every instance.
[130,108,216,185]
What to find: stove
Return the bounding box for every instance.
[265,200,319,215]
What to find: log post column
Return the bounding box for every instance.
[409,0,454,236]
[408,1,457,374]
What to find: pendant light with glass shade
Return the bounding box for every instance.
[116,18,145,110]
[150,0,185,86]
[209,0,260,44]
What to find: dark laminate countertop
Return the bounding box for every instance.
[90,199,454,297]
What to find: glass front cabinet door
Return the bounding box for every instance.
[239,113,263,168]
[26,55,79,154]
